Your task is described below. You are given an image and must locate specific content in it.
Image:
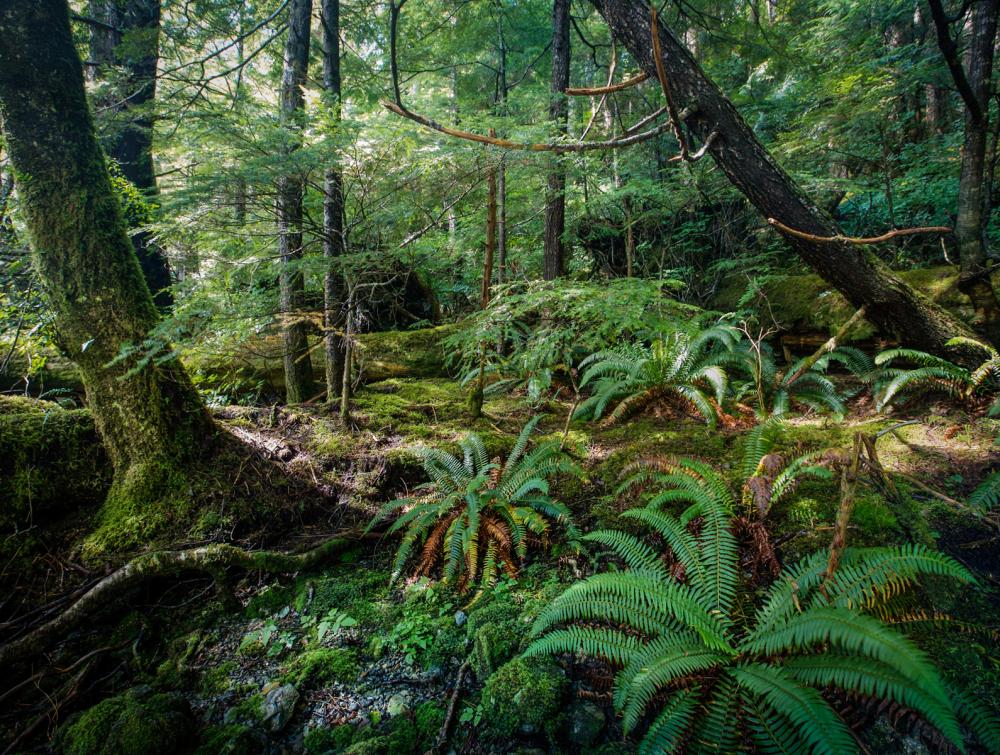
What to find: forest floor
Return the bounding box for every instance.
[3,372,1000,754]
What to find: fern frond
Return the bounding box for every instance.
[732,663,857,755]
[523,626,642,666]
[638,689,700,755]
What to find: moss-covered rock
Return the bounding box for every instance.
[480,657,568,741]
[304,724,357,753]
[192,724,266,755]
[0,398,109,532]
[58,686,194,755]
[355,324,459,382]
[285,647,359,688]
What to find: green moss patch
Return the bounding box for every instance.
[480,657,568,741]
[285,647,360,687]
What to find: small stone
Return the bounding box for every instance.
[454,610,467,627]
[260,683,299,732]
[386,692,411,717]
[566,700,606,748]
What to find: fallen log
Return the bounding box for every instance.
[0,534,360,668]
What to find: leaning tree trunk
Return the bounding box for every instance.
[86,0,172,307]
[953,0,1000,343]
[542,0,571,281]
[278,0,317,404]
[593,0,983,363]
[322,0,346,404]
[0,0,213,521]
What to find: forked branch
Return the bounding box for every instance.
[565,71,649,95]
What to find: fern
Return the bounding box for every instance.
[575,323,740,427]
[525,461,985,753]
[869,348,972,410]
[370,417,577,590]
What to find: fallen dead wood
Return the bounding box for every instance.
[0,534,360,668]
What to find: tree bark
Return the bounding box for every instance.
[0,0,213,521]
[593,0,984,363]
[543,0,571,280]
[278,0,317,404]
[322,0,346,404]
[951,0,1000,343]
[86,0,172,307]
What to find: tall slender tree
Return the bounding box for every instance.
[0,0,213,522]
[928,0,1000,343]
[277,0,317,404]
[86,0,172,306]
[322,0,346,404]
[542,0,571,280]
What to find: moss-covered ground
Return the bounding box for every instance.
[2,363,999,754]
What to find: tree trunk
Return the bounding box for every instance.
[322,0,346,404]
[87,0,172,307]
[953,0,1000,343]
[593,0,983,363]
[278,0,317,404]
[0,0,213,525]
[543,0,571,281]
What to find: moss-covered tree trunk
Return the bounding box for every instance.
[0,0,214,542]
[278,0,317,404]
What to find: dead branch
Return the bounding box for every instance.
[781,306,867,386]
[0,535,360,667]
[426,659,470,755]
[565,71,649,95]
[650,7,690,158]
[383,99,676,152]
[767,218,953,245]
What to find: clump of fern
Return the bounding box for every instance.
[869,348,972,411]
[723,342,868,419]
[574,324,740,427]
[525,464,997,753]
[370,417,578,590]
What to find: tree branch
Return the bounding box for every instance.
[565,71,649,95]
[767,218,952,244]
[927,0,985,122]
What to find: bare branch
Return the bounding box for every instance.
[767,218,953,244]
[565,71,649,95]
[927,0,985,122]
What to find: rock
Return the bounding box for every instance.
[565,700,606,748]
[260,683,299,733]
[386,692,412,717]
[453,610,467,627]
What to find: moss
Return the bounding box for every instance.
[304,724,357,753]
[0,400,110,532]
[285,648,359,688]
[711,266,998,336]
[199,661,238,696]
[466,599,525,678]
[480,657,568,741]
[413,701,446,746]
[192,724,265,755]
[355,324,459,382]
[58,687,194,755]
[341,735,390,755]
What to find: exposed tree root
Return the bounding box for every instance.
[0,534,361,668]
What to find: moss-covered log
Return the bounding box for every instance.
[0,398,110,531]
[0,0,214,542]
[712,266,999,341]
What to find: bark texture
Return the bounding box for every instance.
[543,0,571,280]
[322,0,346,403]
[952,0,1000,342]
[278,0,317,403]
[0,0,212,530]
[87,0,172,306]
[594,0,983,362]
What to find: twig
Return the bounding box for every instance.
[781,306,866,386]
[767,218,952,245]
[426,659,470,755]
